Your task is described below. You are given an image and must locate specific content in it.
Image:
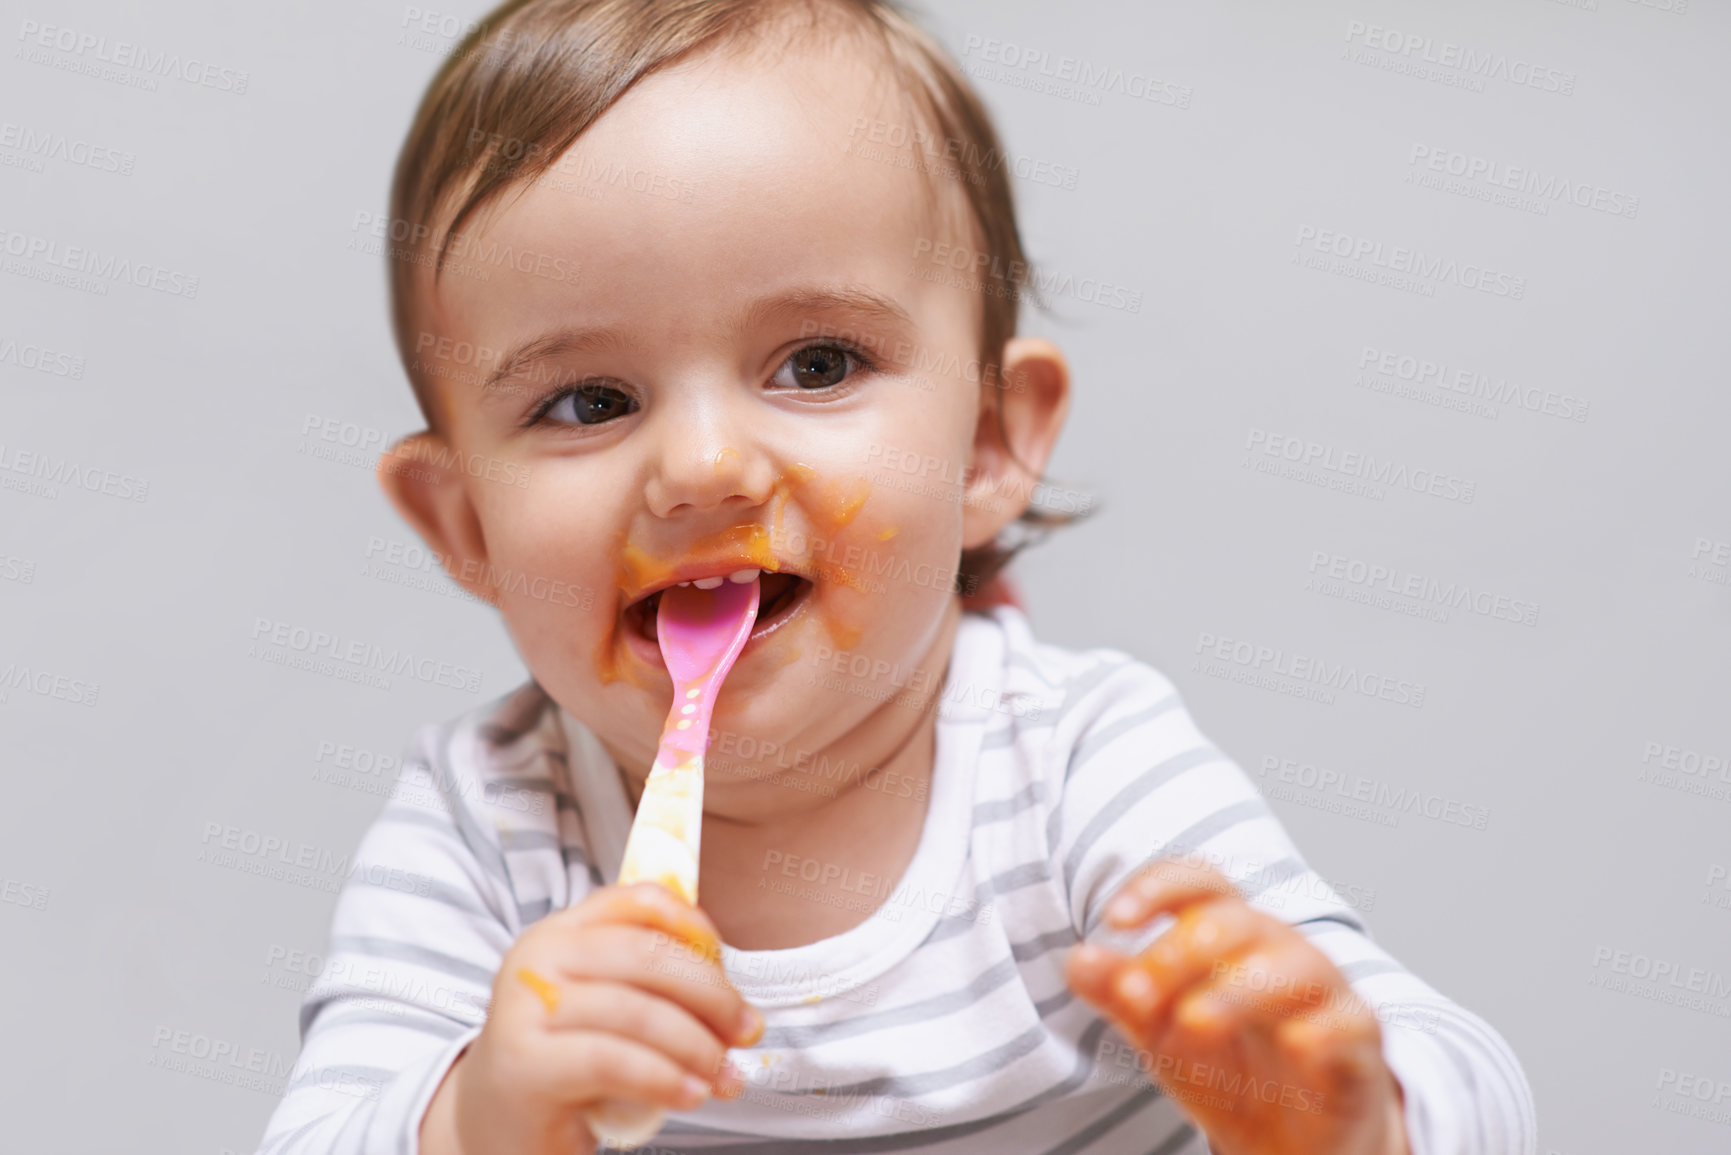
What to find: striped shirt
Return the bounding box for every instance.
[256,605,1536,1155]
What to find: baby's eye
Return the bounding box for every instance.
[771,343,866,391]
[539,382,639,427]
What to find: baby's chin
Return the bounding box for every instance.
[692,747,850,804]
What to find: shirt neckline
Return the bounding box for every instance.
[556,610,1006,1007]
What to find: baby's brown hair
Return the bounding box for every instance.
[385,0,1086,596]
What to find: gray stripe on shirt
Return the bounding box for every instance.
[1061,747,1227,895]
[666,1018,1128,1154]
[326,934,497,989]
[1062,695,1182,786]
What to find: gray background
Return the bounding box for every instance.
[2,0,1726,1152]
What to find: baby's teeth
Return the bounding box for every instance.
[678,581,692,587]
[728,568,760,584]
[693,576,725,590]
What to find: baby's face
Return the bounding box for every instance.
[390,37,1056,789]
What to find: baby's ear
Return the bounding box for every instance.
[960,337,1072,548]
[375,433,498,606]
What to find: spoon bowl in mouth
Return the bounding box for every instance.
[628,571,809,647]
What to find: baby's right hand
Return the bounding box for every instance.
[422,882,763,1155]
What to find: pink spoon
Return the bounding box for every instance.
[582,575,760,1150]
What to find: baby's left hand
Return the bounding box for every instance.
[1064,857,1410,1155]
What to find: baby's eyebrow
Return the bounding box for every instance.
[478,328,627,397]
[741,286,915,333]
[475,285,916,398]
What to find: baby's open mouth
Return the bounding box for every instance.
[624,568,812,645]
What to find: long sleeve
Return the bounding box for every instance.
[1296,919,1536,1155]
[255,720,519,1155]
[1050,654,1537,1155]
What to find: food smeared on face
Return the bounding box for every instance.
[599,465,891,686]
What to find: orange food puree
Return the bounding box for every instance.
[654,869,696,906]
[597,466,883,683]
[514,966,561,1015]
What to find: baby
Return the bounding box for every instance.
[258,2,1536,1153]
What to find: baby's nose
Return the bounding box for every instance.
[644,428,774,519]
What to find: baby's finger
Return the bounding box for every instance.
[1218,940,1361,1032]
[1065,940,1133,1010]
[544,923,760,1048]
[1107,899,1268,1039]
[1104,856,1244,930]
[545,1028,719,1114]
[519,976,743,1094]
[1064,946,1162,1064]
[561,882,726,956]
[1168,966,1259,1043]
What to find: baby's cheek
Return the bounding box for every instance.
[806,523,962,695]
[482,527,618,676]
